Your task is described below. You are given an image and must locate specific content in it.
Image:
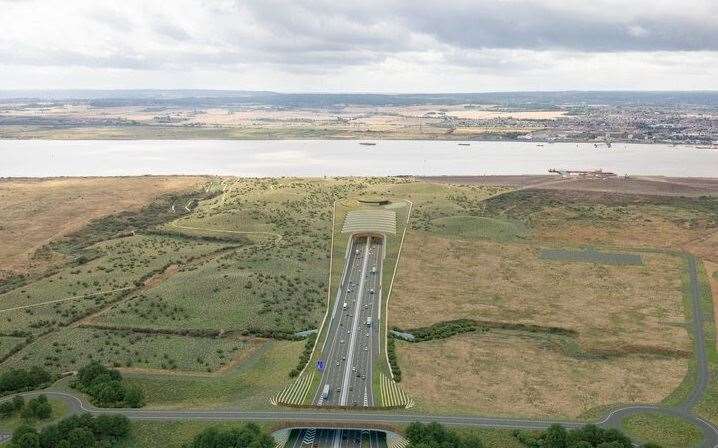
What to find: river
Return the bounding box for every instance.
[1,140,716,177]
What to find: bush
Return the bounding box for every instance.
[71,361,144,408]
[513,423,649,448]
[0,395,24,418]
[405,422,482,448]
[17,413,131,448]
[20,395,52,420]
[188,423,274,448]
[288,333,317,378]
[387,337,402,382]
[0,366,51,394]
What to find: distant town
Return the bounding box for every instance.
[0,90,716,144]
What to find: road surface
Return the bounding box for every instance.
[313,235,383,408]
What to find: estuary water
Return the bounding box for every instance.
[1,139,716,177]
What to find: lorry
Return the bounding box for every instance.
[321,384,330,400]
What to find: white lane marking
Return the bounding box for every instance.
[340,236,371,406]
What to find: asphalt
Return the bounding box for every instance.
[2,254,716,447]
[313,235,382,408]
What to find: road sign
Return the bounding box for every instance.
[317,360,325,371]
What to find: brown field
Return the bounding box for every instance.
[0,176,207,276]
[421,175,718,197]
[397,332,687,418]
[390,232,689,354]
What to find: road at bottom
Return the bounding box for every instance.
[289,428,386,448]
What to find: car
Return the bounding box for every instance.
[340,339,344,344]
[336,361,340,366]
[364,346,368,351]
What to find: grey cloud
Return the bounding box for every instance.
[396,2,718,52]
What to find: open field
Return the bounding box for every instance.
[391,233,689,355]
[121,340,304,409]
[0,234,228,337]
[622,413,703,448]
[388,184,718,418]
[0,103,566,141]
[0,176,208,278]
[397,331,688,418]
[3,327,265,373]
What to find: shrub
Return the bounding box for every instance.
[188,423,274,448]
[20,395,52,420]
[71,361,144,408]
[0,395,24,418]
[0,366,51,394]
[26,413,131,448]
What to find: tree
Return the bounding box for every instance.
[21,395,52,420]
[12,425,39,448]
[123,384,145,408]
[65,427,95,448]
[39,424,61,448]
[543,424,567,448]
[92,380,125,405]
[597,442,626,448]
[0,395,24,418]
[94,414,130,438]
[600,428,632,448]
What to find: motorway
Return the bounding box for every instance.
[312,234,383,408]
[300,234,384,447]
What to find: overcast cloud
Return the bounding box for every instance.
[0,0,716,91]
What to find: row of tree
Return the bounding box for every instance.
[0,367,51,395]
[0,395,52,420]
[71,362,144,408]
[387,336,402,382]
[405,422,484,448]
[289,333,317,378]
[187,423,274,448]
[11,413,130,448]
[514,423,660,448]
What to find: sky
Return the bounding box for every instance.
[0,0,716,92]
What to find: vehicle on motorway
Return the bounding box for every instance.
[366,317,372,326]
[321,384,330,399]
[343,302,347,309]
[369,289,375,294]
[371,266,376,274]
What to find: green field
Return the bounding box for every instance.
[3,327,262,373]
[122,340,304,409]
[622,412,703,448]
[0,234,228,336]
